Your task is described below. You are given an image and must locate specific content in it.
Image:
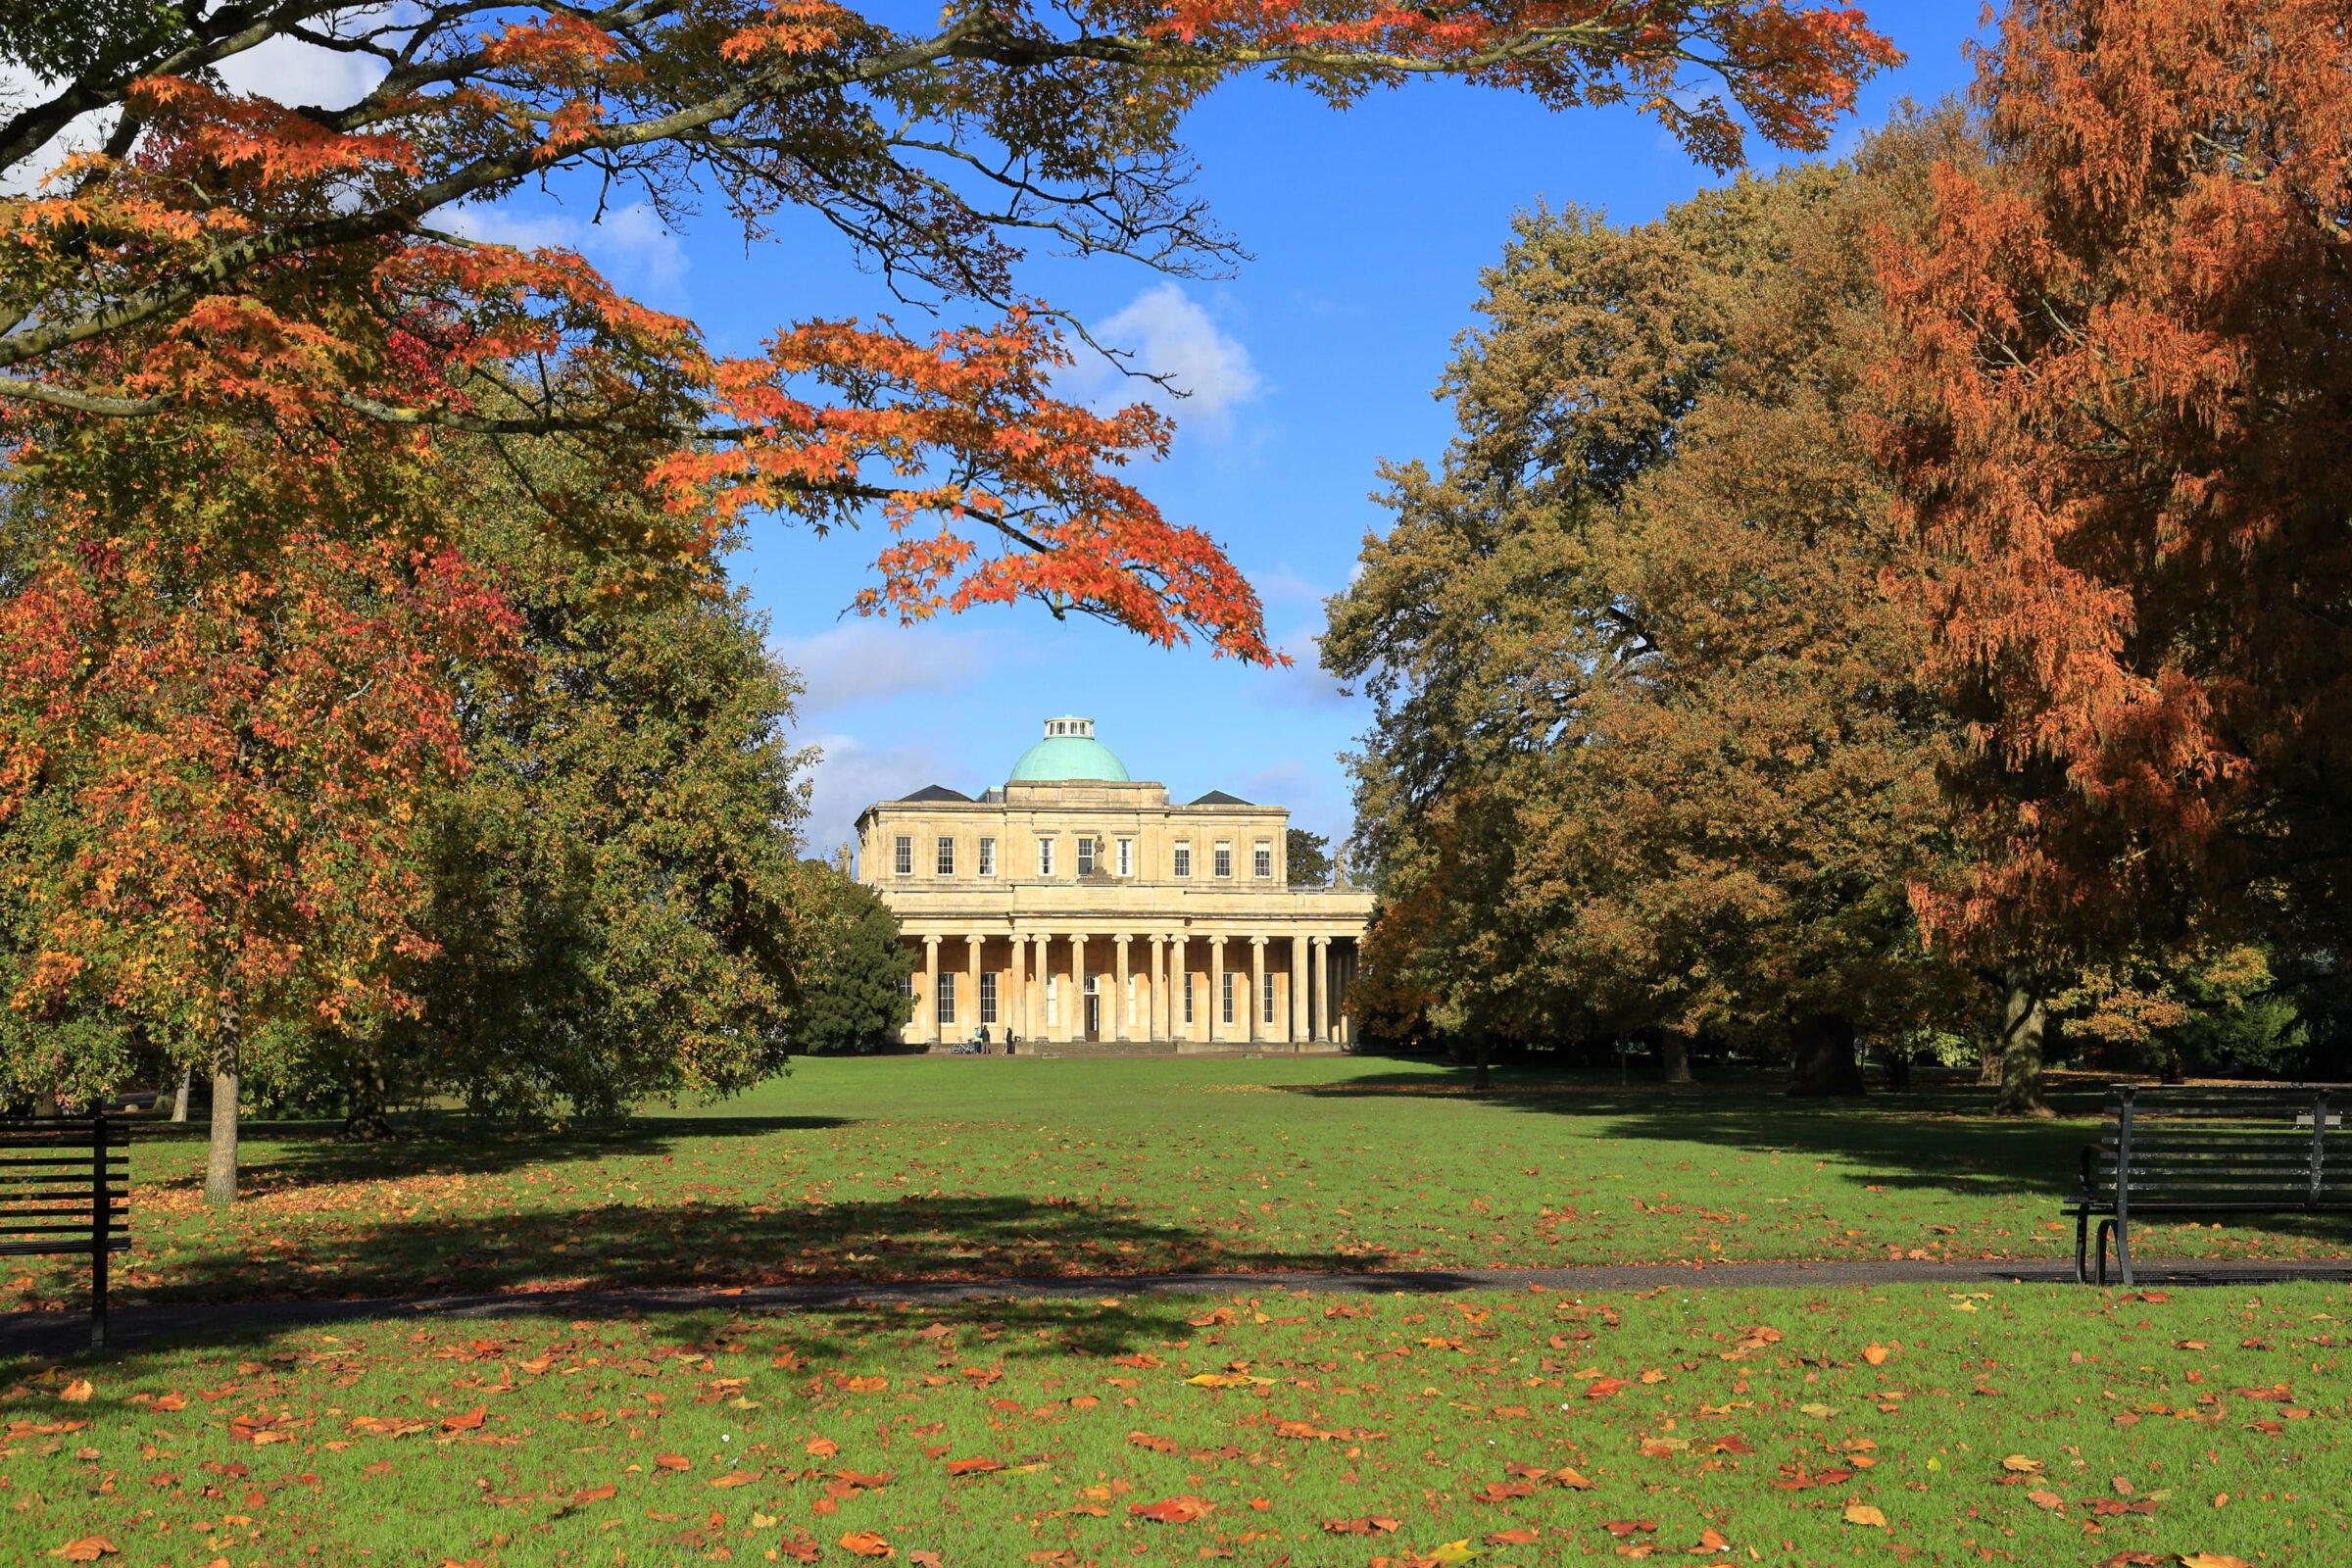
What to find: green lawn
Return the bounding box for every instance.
[12,1055,2350,1313]
[5,1281,2346,1566]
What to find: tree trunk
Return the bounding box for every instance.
[204,991,241,1207]
[342,1052,393,1140]
[30,1092,58,1118]
[1994,966,2053,1118]
[171,1063,193,1123]
[1976,1040,2001,1087]
[1656,1033,1693,1085]
[1472,1038,1491,1094]
[1788,1013,1865,1097]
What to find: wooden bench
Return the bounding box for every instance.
[0,1116,129,1347]
[2068,1085,2349,1286]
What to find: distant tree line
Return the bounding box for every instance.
[1328,1,2351,1107]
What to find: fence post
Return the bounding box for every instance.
[89,1112,109,1351]
[2313,1090,2331,1213]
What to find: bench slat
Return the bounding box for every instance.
[0,1239,129,1256]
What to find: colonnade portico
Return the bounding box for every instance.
[858,715,1374,1051]
[905,927,1359,1048]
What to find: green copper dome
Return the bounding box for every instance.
[1009,716,1128,782]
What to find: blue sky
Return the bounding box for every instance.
[224,3,1986,856]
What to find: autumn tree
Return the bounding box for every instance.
[1327,112,1981,1092]
[1877,1,2352,982]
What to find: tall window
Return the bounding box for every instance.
[978,837,996,878]
[1183,974,1194,1025]
[1213,841,1233,878]
[894,835,912,875]
[1172,842,1192,878]
[1116,838,1134,877]
[936,972,956,1026]
[1262,968,1276,1023]
[1253,840,1273,879]
[1046,974,1059,1026]
[980,971,998,1025]
[1077,836,1097,875]
[1221,971,1235,1025]
[936,835,955,876]
[1038,838,1055,876]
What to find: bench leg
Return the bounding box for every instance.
[2113,1215,2133,1289]
[2074,1214,2090,1285]
[2094,1220,2115,1287]
[90,1244,108,1352]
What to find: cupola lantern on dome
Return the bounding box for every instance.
[1008,715,1129,783]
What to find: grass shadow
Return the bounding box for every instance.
[128,1111,857,1200]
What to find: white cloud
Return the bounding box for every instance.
[216,31,386,110]
[802,733,963,862]
[771,620,1004,716]
[1067,283,1262,438]
[445,199,689,301]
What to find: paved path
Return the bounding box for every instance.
[9,1255,2352,1359]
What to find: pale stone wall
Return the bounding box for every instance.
[855,776,1371,1048]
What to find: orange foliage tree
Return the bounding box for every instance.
[1,0,1893,653]
[1878,0,2352,965]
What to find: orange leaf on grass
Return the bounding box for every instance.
[837,1530,893,1558]
[48,1541,117,1562]
[1842,1503,1887,1529]
[654,1453,691,1472]
[945,1457,1001,1476]
[1324,1518,1401,1536]
[1487,1527,1542,1545]
[1130,1494,1216,1524]
[440,1405,488,1432]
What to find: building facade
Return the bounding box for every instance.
[855,717,1372,1050]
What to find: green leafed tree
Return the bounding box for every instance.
[1325,111,1983,1092]
[372,441,822,1125]
[1285,828,1333,888]
[792,860,918,1055]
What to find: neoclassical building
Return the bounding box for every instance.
[856,717,1372,1051]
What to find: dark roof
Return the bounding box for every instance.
[1189,790,1252,807]
[899,784,973,804]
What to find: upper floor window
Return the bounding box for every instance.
[978,837,996,878]
[893,835,912,876]
[1038,838,1055,877]
[1116,838,1134,877]
[1253,840,1272,879]
[1172,842,1192,878]
[936,835,955,876]
[1213,841,1233,878]
[1077,836,1097,876]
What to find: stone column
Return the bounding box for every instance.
[1290,933,1309,1044]
[1071,933,1088,1044]
[1113,933,1132,1043]
[1208,936,1224,1045]
[966,933,983,1043]
[1028,934,1046,1045]
[1311,936,1330,1044]
[922,935,941,1047]
[1148,935,1167,1042]
[1250,936,1268,1045]
[1166,934,1184,1041]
